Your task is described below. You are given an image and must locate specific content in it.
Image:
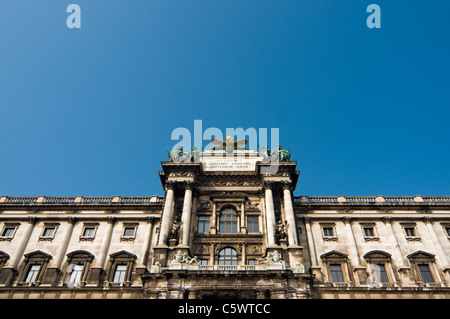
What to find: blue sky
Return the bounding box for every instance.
[0,1,449,197]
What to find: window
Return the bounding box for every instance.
[323,228,334,237]
[67,264,84,284]
[418,264,434,283]
[330,264,344,282]
[198,216,210,233]
[218,248,238,266]
[374,264,389,283]
[25,265,41,283]
[107,250,137,287]
[113,265,127,283]
[446,227,450,237]
[83,227,95,237]
[405,227,415,237]
[43,227,55,237]
[123,227,135,237]
[121,224,138,241]
[248,259,256,266]
[2,227,16,238]
[364,227,375,237]
[65,250,94,287]
[198,259,208,266]
[247,216,259,233]
[219,208,238,234]
[39,224,59,241]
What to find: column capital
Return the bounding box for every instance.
[67,216,77,224]
[165,181,177,190]
[106,216,117,224]
[184,181,197,191]
[281,181,293,191]
[303,216,312,224]
[382,216,392,224]
[423,216,433,225]
[146,216,156,223]
[27,216,38,225]
[342,216,352,224]
[262,180,275,190]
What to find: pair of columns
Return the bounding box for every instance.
[263,181,299,248]
[157,181,195,247]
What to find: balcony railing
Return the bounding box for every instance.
[294,196,450,204]
[0,196,164,205]
[198,265,256,272]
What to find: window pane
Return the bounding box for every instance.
[247,217,259,233]
[218,248,238,266]
[43,228,55,237]
[123,228,135,237]
[2,228,15,237]
[113,265,127,283]
[330,264,343,282]
[198,217,210,233]
[405,228,415,236]
[220,208,237,234]
[25,265,41,283]
[375,264,389,283]
[323,228,333,237]
[419,264,433,283]
[364,228,374,237]
[83,228,95,237]
[68,264,84,283]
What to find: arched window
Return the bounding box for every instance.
[218,248,238,265]
[219,208,238,234]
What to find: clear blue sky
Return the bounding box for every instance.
[0,1,449,197]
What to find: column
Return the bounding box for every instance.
[97,217,116,268]
[44,217,77,285]
[12,217,37,269]
[304,217,318,267]
[282,182,299,246]
[423,217,450,283]
[264,181,277,247]
[0,217,37,286]
[383,216,412,286]
[180,182,194,247]
[54,217,77,269]
[210,201,217,235]
[139,216,155,268]
[343,216,366,285]
[157,181,176,246]
[240,202,246,234]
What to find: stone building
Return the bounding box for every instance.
[0,147,450,299]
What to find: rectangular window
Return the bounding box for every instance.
[364,227,375,237]
[68,264,84,284]
[198,216,210,234]
[123,227,135,237]
[248,259,256,266]
[330,264,344,282]
[198,259,208,266]
[405,227,416,237]
[247,216,259,233]
[83,227,95,237]
[375,264,389,283]
[113,265,127,283]
[25,265,41,283]
[1,227,16,238]
[418,264,433,283]
[42,227,56,237]
[323,227,334,237]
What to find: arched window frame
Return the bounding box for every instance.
[218,247,238,266]
[63,250,95,288]
[17,250,52,287]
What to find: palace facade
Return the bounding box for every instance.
[1,149,450,299]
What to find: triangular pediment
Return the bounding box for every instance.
[320,250,348,259]
[407,250,435,259]
[109,250,137,259]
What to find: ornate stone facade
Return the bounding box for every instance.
[0,150,450,299]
